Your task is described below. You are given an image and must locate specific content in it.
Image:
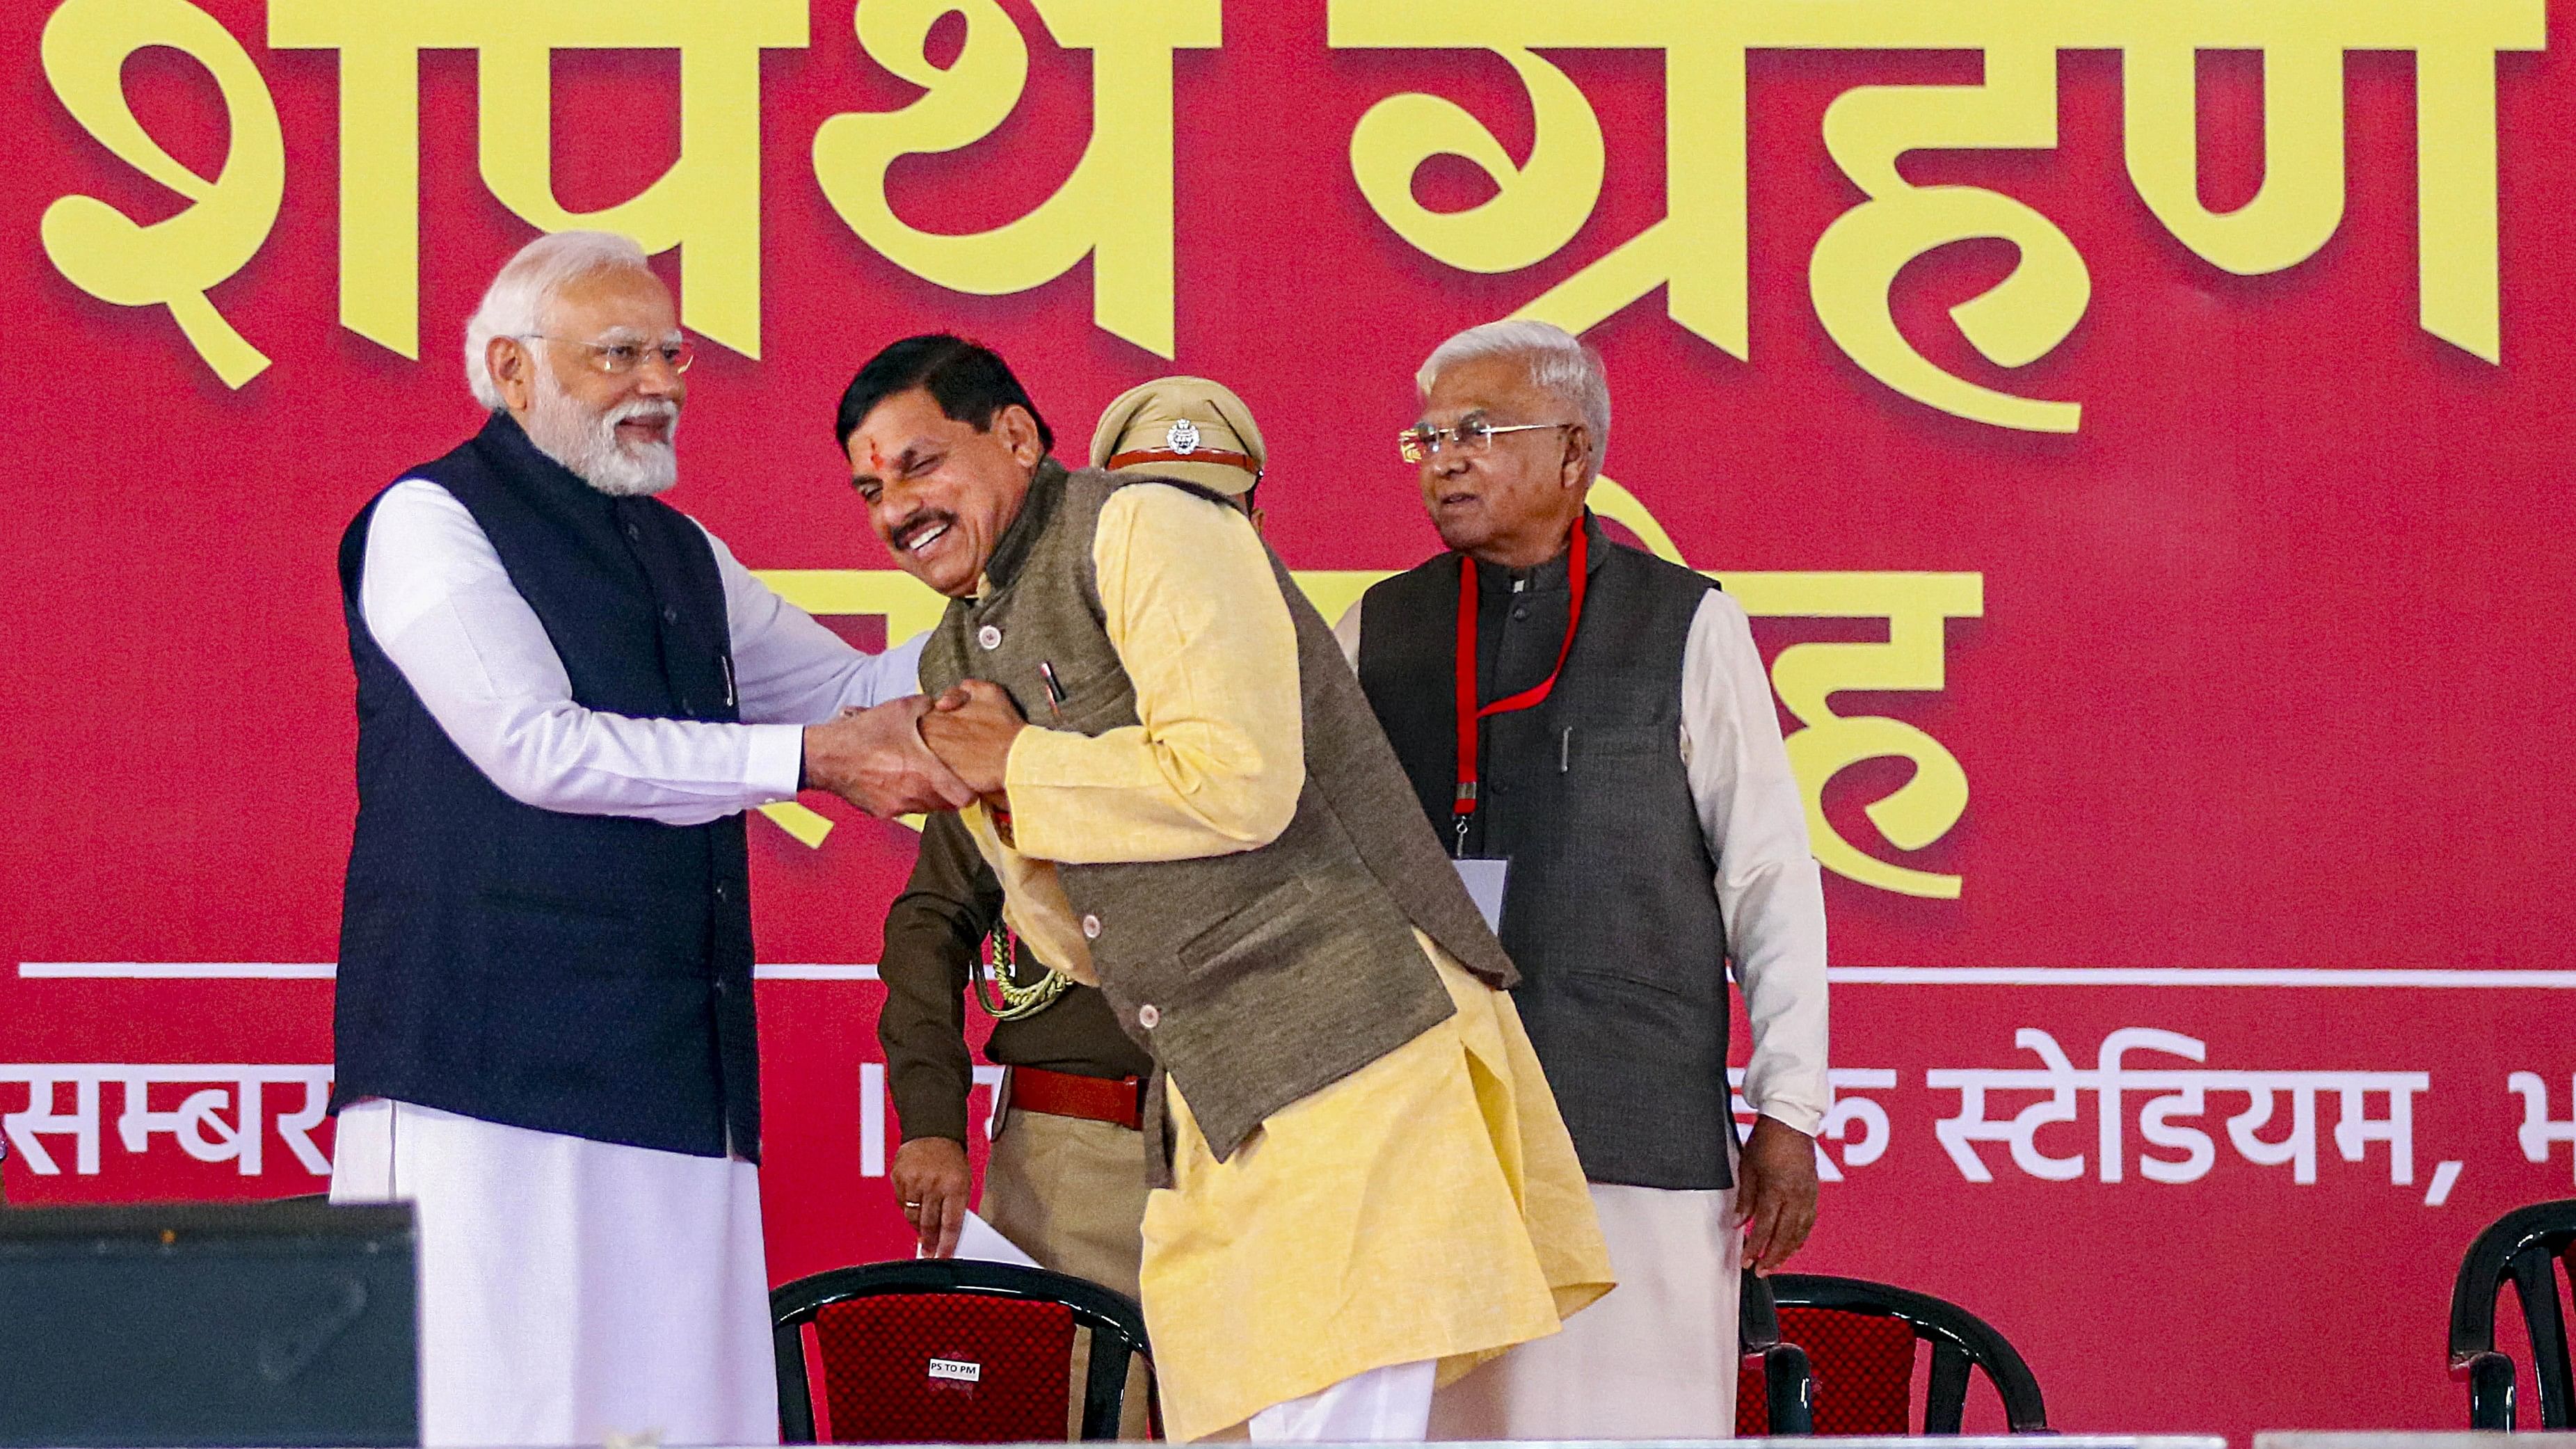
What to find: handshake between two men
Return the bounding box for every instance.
[801,680,1030,818]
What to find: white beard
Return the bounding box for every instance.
[522,371,680,498]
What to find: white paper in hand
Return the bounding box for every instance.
[1452,858,1509,933]
[949,1210,1041,1268]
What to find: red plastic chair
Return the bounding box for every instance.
[772,1260,1155,1443]
[1738,1272,2049,1434]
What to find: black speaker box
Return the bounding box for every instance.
[0,1201,419,1447]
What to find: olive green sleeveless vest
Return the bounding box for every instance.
[920,463,1516,1176]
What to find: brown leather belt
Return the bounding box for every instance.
[1007,1066,1146,1132]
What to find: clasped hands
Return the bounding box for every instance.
[800,680,1027,819]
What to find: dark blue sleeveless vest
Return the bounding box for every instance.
[1357,515,1735,1189]
[332,413,759,1160]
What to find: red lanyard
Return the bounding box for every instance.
[1453,522,1587,848]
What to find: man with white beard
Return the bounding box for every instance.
[326,230,974,1446]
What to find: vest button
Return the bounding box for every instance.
[977,625,1003,650]
[663,607,679,624]
[1511,606,1528,621]
[1136,1004,1160,1030]
[1081,913,1102,939]
[624,523,641,541]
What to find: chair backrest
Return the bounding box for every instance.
[1738,1272,2049,1435]
[772,1260,1154,1443]
[2448,1198,2576,1430]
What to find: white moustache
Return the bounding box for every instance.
[607,399,680,432]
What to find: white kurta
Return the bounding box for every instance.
[342,475,925,1446]
[1336,580,1828,1439]
[1429,1181,1743,1439]
[331,1102,776,1447]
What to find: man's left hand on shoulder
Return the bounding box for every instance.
[1736,1114,1819,1271]
[923,679,1028,801]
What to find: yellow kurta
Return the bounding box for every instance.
[955,484,1611,1440]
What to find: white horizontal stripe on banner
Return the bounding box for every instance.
[16,961,881,982]
[753,964,882,982]
[17,962,339,979]
[1827,966,2576,987]
[18,963,2576,987]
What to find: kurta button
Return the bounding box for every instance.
[977,625,1003,650]
[1081,913,1102,939]
[662,607,678,624]
[624,523,641,541]
[1137,1004,1160,1029]
[1511,606,1528,621]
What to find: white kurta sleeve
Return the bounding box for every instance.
[1677,589,1831,1137]
[360,479,883,825]
[698,523,926,717]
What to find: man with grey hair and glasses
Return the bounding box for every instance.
[1334,318,1831,1439]
[326,230,971,1446]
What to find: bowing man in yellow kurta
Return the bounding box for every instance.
[839,346,1609,1442]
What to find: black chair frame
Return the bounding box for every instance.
[1751,1271,2049,1434]
[771,1258,1156,1442]
[2448,1198,2576,1430]
[1741,1267,1818,1434]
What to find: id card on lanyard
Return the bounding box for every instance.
[1449,522,1589,932]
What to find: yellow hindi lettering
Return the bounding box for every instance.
[1329,0,2543,432]
[1809,44,2088,434]
[2123,45,2344,278]
[2417,40,2511,362]
[812,0,1221,360]
[40,0,283,389]
[1517,38,1745,359]
[1725,573,1985,902]
[1348,49,1604,277]
[1331,4,1750,360]
[269,0,808,360]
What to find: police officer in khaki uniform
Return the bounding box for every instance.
[878,376,1269,1299]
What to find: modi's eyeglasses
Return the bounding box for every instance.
[1398,418,1576,465]
[520,334,696,376]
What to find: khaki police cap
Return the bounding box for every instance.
[1089,376,1266,497]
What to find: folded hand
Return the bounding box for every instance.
[920,679,1028,801]
[800,697,977,818]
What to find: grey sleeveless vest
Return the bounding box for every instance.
[1357,516,1736,1189]
[919,463,1516,1178]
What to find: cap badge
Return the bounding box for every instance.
[1166,418,1201,454]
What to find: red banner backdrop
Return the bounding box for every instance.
[6,0,2576,1441]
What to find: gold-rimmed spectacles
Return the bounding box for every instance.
[520,334,695,376]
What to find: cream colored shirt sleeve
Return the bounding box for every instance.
[1001,484,1306,864]
[1679,590,1832,1137]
